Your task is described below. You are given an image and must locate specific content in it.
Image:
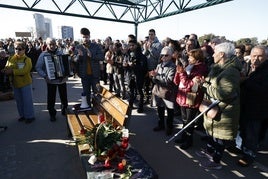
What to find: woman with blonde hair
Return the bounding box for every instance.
[2,41,35,123]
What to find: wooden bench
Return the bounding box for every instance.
[66,85,158,178]
[66,85,131,154]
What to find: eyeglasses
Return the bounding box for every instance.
[15,48,23,51]
[149,33,154,36]
[162,54,169,57]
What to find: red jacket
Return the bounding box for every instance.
[173,62,208,108]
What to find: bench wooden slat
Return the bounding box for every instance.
[67,114,82,139]
[77,113,94,130]
[87,114,99,126]
[101,100,126,126]
[100,88,128,115]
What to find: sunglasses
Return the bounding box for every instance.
[162,54,169,57]
[15,48,23,51]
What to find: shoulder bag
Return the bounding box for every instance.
[152,83,169,99]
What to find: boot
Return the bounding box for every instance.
[179,133,193,150]
[153,107,165,131]
[137,101,144,113]
[174,132,187,144]
[166,108,174,136]
[137,107,144,113]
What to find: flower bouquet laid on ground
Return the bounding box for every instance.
[77,120,133,178]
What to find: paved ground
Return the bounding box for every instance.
[0,73,267,179]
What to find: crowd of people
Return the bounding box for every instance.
[0,28,267,170]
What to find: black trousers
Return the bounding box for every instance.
[129,77,144,110]
[180,106,199,135]
[206,136,226,163]
[47,83,68,117]
[157,106,174,129]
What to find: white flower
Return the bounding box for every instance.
[88,154,97,165]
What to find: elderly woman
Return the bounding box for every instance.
[173,48,208,149]
[196,42,242,169]
[150,46,176,136]
[2,41,35,123]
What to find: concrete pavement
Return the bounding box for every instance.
[0,72,267,179]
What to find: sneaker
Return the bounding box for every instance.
[199,160,222,170]
[196,148,213,160]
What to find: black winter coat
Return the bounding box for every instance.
[240,60,268,120]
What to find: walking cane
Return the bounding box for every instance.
[165,100,220,144]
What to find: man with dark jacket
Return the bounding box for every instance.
[74,28,104,107]
[238,45,268,167]
[128,39,148,113]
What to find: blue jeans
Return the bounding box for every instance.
[13,84,35,119]
[81,75,94,106]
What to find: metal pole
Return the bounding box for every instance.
[165,100,220,144]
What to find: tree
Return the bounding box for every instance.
[198,34,226,46]
[198,33,216,45]
[236,37,258,46]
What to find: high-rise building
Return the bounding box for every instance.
[44,18,53,38]
[33,13,52,39]
[59,26,74,39]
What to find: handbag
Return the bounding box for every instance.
[152,84,169,99]
[186,92,197,106]
[199,99,220,119]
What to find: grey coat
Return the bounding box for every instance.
[152,60,176,109]
[143,37,162,71]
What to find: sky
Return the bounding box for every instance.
[0,0,267,42]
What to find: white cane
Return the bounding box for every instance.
[165,100,220,144]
